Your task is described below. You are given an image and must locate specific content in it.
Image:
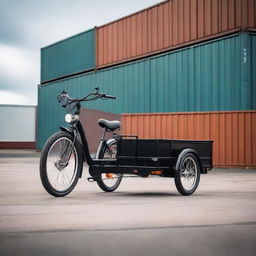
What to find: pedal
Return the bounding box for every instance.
[87,177,96,182]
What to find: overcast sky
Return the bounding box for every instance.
[0,0,161,106]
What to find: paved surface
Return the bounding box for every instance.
[0,151,256,255]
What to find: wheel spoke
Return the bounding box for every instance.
[64,169,71,182]
[179,156,198,191]
[97,141,122,192]
[46,137,78,192]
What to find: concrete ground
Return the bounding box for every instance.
[0,150,255,256]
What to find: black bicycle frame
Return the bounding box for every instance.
[61,120,93,166]
[76,121,93,165]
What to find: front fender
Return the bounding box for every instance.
[60,126,82,145]
[175,148,203,173]
[60,126,76,134]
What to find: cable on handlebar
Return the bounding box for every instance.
[104,95,116,99]
[57,87,116,107]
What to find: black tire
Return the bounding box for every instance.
[174,153,201,196]
[96,140,122,192]
[40,131,83,197]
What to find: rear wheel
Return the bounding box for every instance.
[174,153,200,196]
[40,131,83,197]
[96,140,122,192]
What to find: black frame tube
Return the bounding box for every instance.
[76,121,93,166]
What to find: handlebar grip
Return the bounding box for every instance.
[57,91,70,107]
[104,94,116,99]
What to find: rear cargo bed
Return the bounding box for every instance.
[117,138,213,169]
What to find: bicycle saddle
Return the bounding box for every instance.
[98,119,121,131]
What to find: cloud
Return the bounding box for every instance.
[0,44,39,93]
[0,90,35,105]
[0,0,162,105]
[0,44,36,77]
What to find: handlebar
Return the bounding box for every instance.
[57,88,116,108]
[101,94,116,99]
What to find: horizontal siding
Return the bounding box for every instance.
[97,0,256,67]
[37,33,253,149]
[41,29,95,83]
[0,105,36,142]
[121,111,256,168]
[251,33,256,109]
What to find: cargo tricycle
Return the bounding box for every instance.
[40,88,213,197]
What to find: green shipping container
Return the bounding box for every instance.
[251,32,256,109]
[37,32,255,149]
[41,28,95,83]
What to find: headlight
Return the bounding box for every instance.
[65,114,79,123]
[65,114,73,123]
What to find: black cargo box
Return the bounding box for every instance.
[116,137,213,169]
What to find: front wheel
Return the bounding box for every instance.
[40,131,83,197]
[174,153,200,196]
[96,140,122,192]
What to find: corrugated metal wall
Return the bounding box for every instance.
[96,0,256,68]
[251,33,256,109]
[41,28,95,83]
[37,85,66,149]
[37,32,254,149]
[0,105,36,142]
[121,111,256,168]
[150,33,252,112]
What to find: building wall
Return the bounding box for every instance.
[0,105,36,149]
[251,33,256,109]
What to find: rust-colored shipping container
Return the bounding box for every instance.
[121,111,256,168]
[97,0,256,68]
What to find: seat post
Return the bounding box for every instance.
[101,128,108,140]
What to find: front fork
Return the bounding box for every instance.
[57,128,78,168]
[65,129,78,163]
[60,121,93,167]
